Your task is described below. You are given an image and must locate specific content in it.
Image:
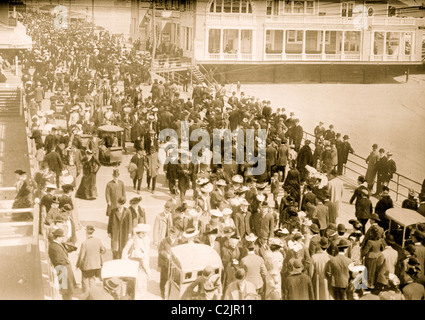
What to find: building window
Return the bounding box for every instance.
[286,30,303,53]
[209,0,252,14]
[386,32,400,56]
[223,29,239,53]
[404,32,411,55]
[325,31,343,54]
[208,29,221,53]
[305,30,322,54]
[266,0,280,15]
[265,30,283,53]
[342,2,354,18]
[374,32,385,55]
[344,31,361,53]
[283,1,315,14]
[287,30,303,44]
[241,30,252,53]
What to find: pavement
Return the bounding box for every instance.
[34,80,388,300]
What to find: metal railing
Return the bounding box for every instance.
[302,130,422,203]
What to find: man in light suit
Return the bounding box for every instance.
[240,243,267,299]
[233,198,252,239]
[76,225,106,298]
[105,169,126,217]
[325,239,352,300]
[224,268,258,300]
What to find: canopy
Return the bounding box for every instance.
[101,259,139,279]
[171,243,223,272]
[98,124,124,132]
[386,208,425,227]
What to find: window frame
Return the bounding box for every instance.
[287,30,304,44]
[341,2,354,18]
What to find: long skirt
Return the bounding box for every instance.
[75,173,97,200]
[365,257,378,289]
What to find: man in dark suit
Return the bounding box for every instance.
[44,147,64,188]
[291,119,304,153]
[251,204,275,244]
[296,140,313,182]
[233,198,252,239]
[276,139,289,182]
[210,179,226,210]
[44,127,59,152]
[265,142,277,183]
[228,91,238,108]
[325,239,352,300]
[48,228,76,300]
[375,148,388,195]
[105,169,126,217]
[130,149,146,193]
[158,226,181,299]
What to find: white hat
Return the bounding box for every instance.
[134,223,150,233]
[62,175,74,185]
[256,194,266,202]
[240,198,249,206]
[46,110,54,116]
[239,186,250,193]
[182,228,199,238]
[245,233,257,242]
[216,179,227,186]
[45,183,57,189]
[269,238,284,247]
[187,208,201,217]
[231,175,243,184]
[222,208,232,216]
[37,110,45,117]
[201,183,213,193]
[210,209,223,218]
[196,177,209,186]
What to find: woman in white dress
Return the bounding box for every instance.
[264,238,284,300]
[122,223,151,300]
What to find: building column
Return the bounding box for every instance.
[282,29,286,60]
[15,55,18,76]
[302,30,306,60]
[219,28,223,60]
[383,31,387,60]
[370,30,375,61]
[238,29,241,60]
[322,30,326,60]
[398,32,403,62]
[341,31,345,60]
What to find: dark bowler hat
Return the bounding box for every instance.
[319,237,329,249]
[370,213,381,222]
[337,239,350,248]
[309,223,320,234]
[52,228,64,237]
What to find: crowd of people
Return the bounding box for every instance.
[10,9,425,300]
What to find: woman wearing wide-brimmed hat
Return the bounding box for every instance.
[122,223,151,300]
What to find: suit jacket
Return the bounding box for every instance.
[251,212,275,241]
[158,236,181,268]
[105,180,126,216]
[266,145,277,167]
[240,252,267,289]
[224,280,258,300]
[233,211,252,239]
[315,203,329,230]
[210,189,225,210]
[48,240,76,292]
[76,236,106,271]
[326,253,352,288]
[277,144,289,166]
[323,200,338,224]
[107,207,132,253]
[282,272,314,300]
[130,154,145,177]
[45,151,63,173]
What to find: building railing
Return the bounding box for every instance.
[151,57,192,72]
[205,52,415,62]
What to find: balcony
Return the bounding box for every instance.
[262,15,417,26]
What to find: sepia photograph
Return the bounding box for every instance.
[0,0,424,303]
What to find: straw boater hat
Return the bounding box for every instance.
[134,223,150,233]
[245,233,258,242]
[196,177,209,186]
[210,209,223,218]
[240,198,249,206]
[123,107,131,113]
[183,227,199,239]
[231,175,243,184]
[200,183,214,193]
[216,179,227,187]
[221,208,233,216]
[256,194,266,202]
